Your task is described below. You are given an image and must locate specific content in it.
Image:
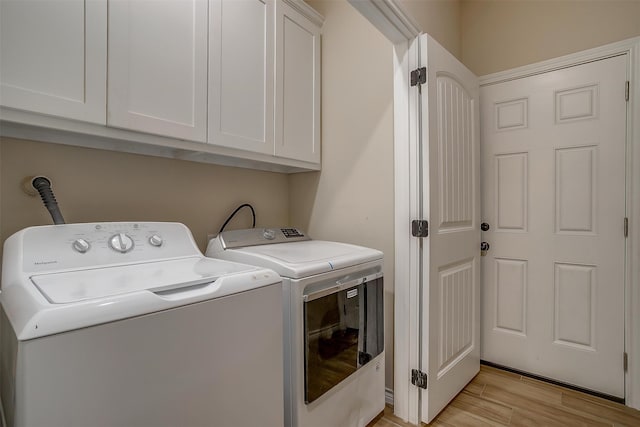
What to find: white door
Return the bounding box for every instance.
[480,55,627,398]
[108,0,208,142]
[419,34,481,423]
[274,1,321,163]
[209,0,274,154]
[0,0,106,124]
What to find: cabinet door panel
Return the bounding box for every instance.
[275,2,320,164]
[108,0,207,142]
[0,0,106,124]
[209,0,274,154]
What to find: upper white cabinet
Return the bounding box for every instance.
[108,0,208,142]
[275,1,321,164]
[0,0,322,171]
[209,0,322,164]
[209,0,275,154]
[0,0,107,124]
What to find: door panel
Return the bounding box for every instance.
[274,1,321,163]
[209,0,274,153]
[420,34,480,423]
[480,54,627,398]
[0,0,106,124]
[108,0,207,141]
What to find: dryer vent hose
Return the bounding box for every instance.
[32,176,66,225]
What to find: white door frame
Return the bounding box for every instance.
[349,0,640,419]
[347,0,421,422]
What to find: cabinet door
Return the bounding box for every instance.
[209,0,274,154]
[0,0,106,124]
[108,0,207,142]
[275,2,321,164]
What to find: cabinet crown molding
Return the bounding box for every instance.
[282,0,324,27]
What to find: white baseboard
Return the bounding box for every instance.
[385,387,394,406]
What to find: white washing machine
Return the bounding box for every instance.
[0,222,284,427]
[206,228,385,427]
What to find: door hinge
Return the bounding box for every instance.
[625,81,630,102]
[411,369,428,389]
[624,352,628,372]
[624,217,629,238]
[411,220,429,237]
[411,67,427,87]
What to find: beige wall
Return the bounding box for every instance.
[0,138,289,253]
[461,0,640,76]
[398,0,462,59]
[290,0,395,387]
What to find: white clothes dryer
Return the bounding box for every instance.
[0,222,284,427]
[206,227,385,427]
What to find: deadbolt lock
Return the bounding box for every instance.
[480,241,490,256]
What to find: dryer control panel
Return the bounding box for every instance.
[21,222,200,273]
[218,227,310,249]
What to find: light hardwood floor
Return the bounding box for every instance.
[369,365,640,426]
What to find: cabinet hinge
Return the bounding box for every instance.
[625,81,630,102]
[411,369,428,389]
[411,67,427,87]
[411,220,429,238]
[624,352,628,372]
[624,217,629,238]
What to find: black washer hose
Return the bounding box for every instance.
[32,176,66,225]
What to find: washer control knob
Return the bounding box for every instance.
[109,233,135,253]
[72,238,91,253]
[263,229,276,240]
[149,234,163,247]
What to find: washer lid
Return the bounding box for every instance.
[31,257,254,304]
[3,256,281,340]
[226,240,382,278]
